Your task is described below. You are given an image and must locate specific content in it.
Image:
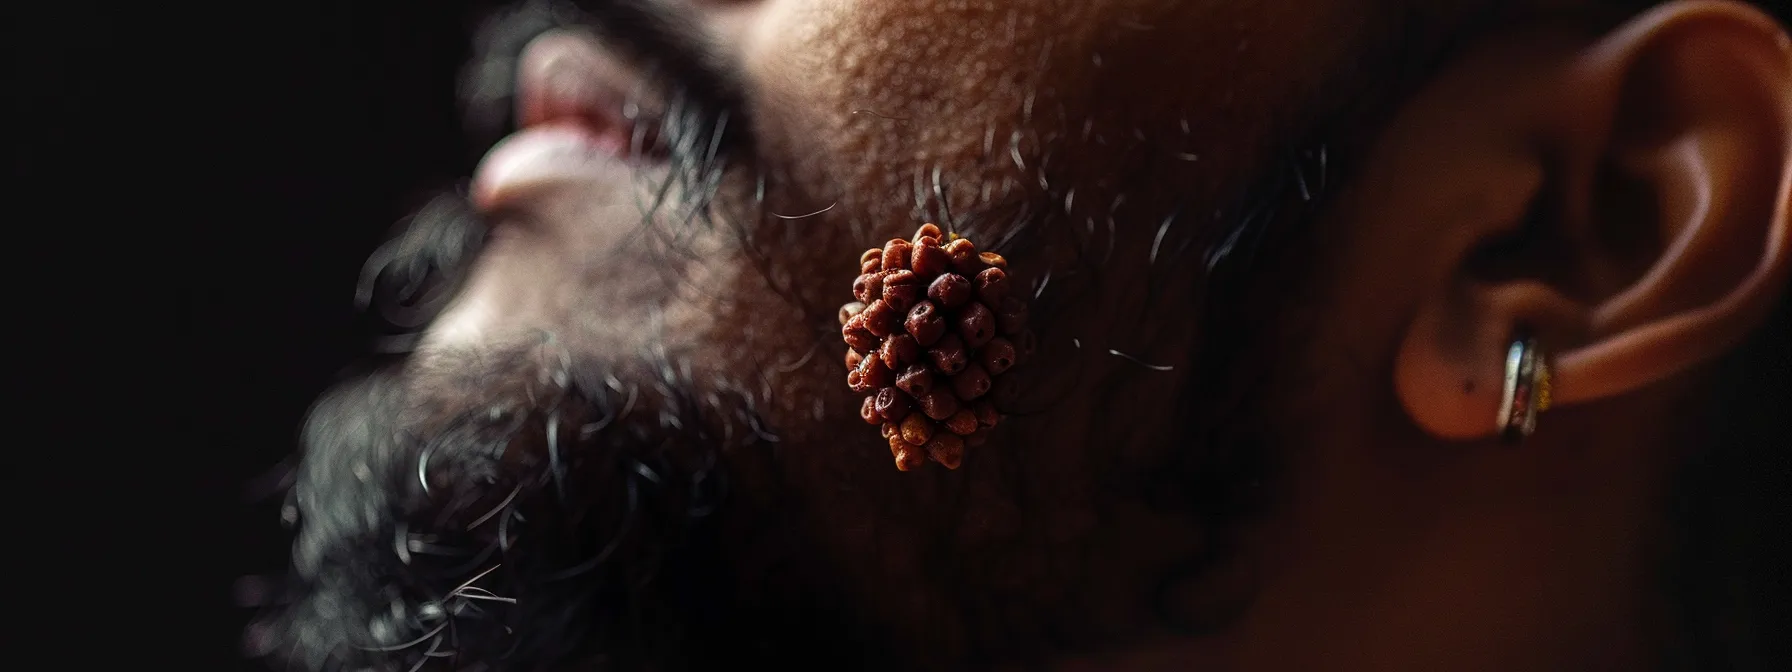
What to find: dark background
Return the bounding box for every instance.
[197,2,505,668]
[50,1,514,667]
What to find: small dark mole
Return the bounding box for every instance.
[1463,379,1476,393]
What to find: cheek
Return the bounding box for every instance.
[731,0,1388,240]
[735,0,1114,226]
[685,0,1395,471]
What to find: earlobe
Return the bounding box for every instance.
[1396,281,1590,441]
[1392,0,1792,442]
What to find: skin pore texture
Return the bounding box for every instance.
[254,0,1792,670]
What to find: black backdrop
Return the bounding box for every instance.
[170,2,502,667]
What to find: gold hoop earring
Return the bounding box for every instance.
[1498,335,1553,443]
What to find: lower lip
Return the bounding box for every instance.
[470,124,632,213]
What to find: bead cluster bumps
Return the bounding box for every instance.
[841,224,1035,471]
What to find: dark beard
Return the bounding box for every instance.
[247,337,747,671]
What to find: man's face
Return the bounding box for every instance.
[435,0,1455,480]
[440,0,1430,362]
[268,0,1635,669]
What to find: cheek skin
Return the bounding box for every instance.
[706,0,1397,472]
[645,0,1577,664]
[680,0,1425,660]
[734,0,1382,237]
[703,0,1390,444]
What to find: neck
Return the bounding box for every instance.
[1046,389,1692,671]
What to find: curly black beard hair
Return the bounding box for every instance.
[249,335,751,671]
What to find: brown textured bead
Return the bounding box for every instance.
[905,301,947,346]
[930,333,968,374]
[847,224,1032,471]
[852,274,871,303]
[879,333,919,369]
[927,272,972,308]
[842,314,878,354]
[852,272,885,304]
[894,444,927,471]
[944,238,978,269]
[953,363,992,401]
[975,267,1010,306]
[980,337,1017,375]
[860,395,881,425]
[838,301,866,326]
[957,301,996,348]
[862,300,900,337]
[899,413,934,446]
[881,270,921,311]
[895,364,935,398]
[917,388,961,420]
[997,296,1029,335]
[944,409,978,435]
[972,399,1001,428]
[911,239,951,277]
[874,386,911,422]
[926,433,965,469]
[882,288,917,315]
[852,355,893,392]
[881,239,913,271]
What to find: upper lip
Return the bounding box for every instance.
[469,29,670,213]
[513,29,666,158]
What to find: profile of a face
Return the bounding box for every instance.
[255,0,1792,670]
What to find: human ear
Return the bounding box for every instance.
[1391,0,1792,440]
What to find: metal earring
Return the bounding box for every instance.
[1497,335,1553,443]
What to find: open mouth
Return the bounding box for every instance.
[471,30,667,213]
